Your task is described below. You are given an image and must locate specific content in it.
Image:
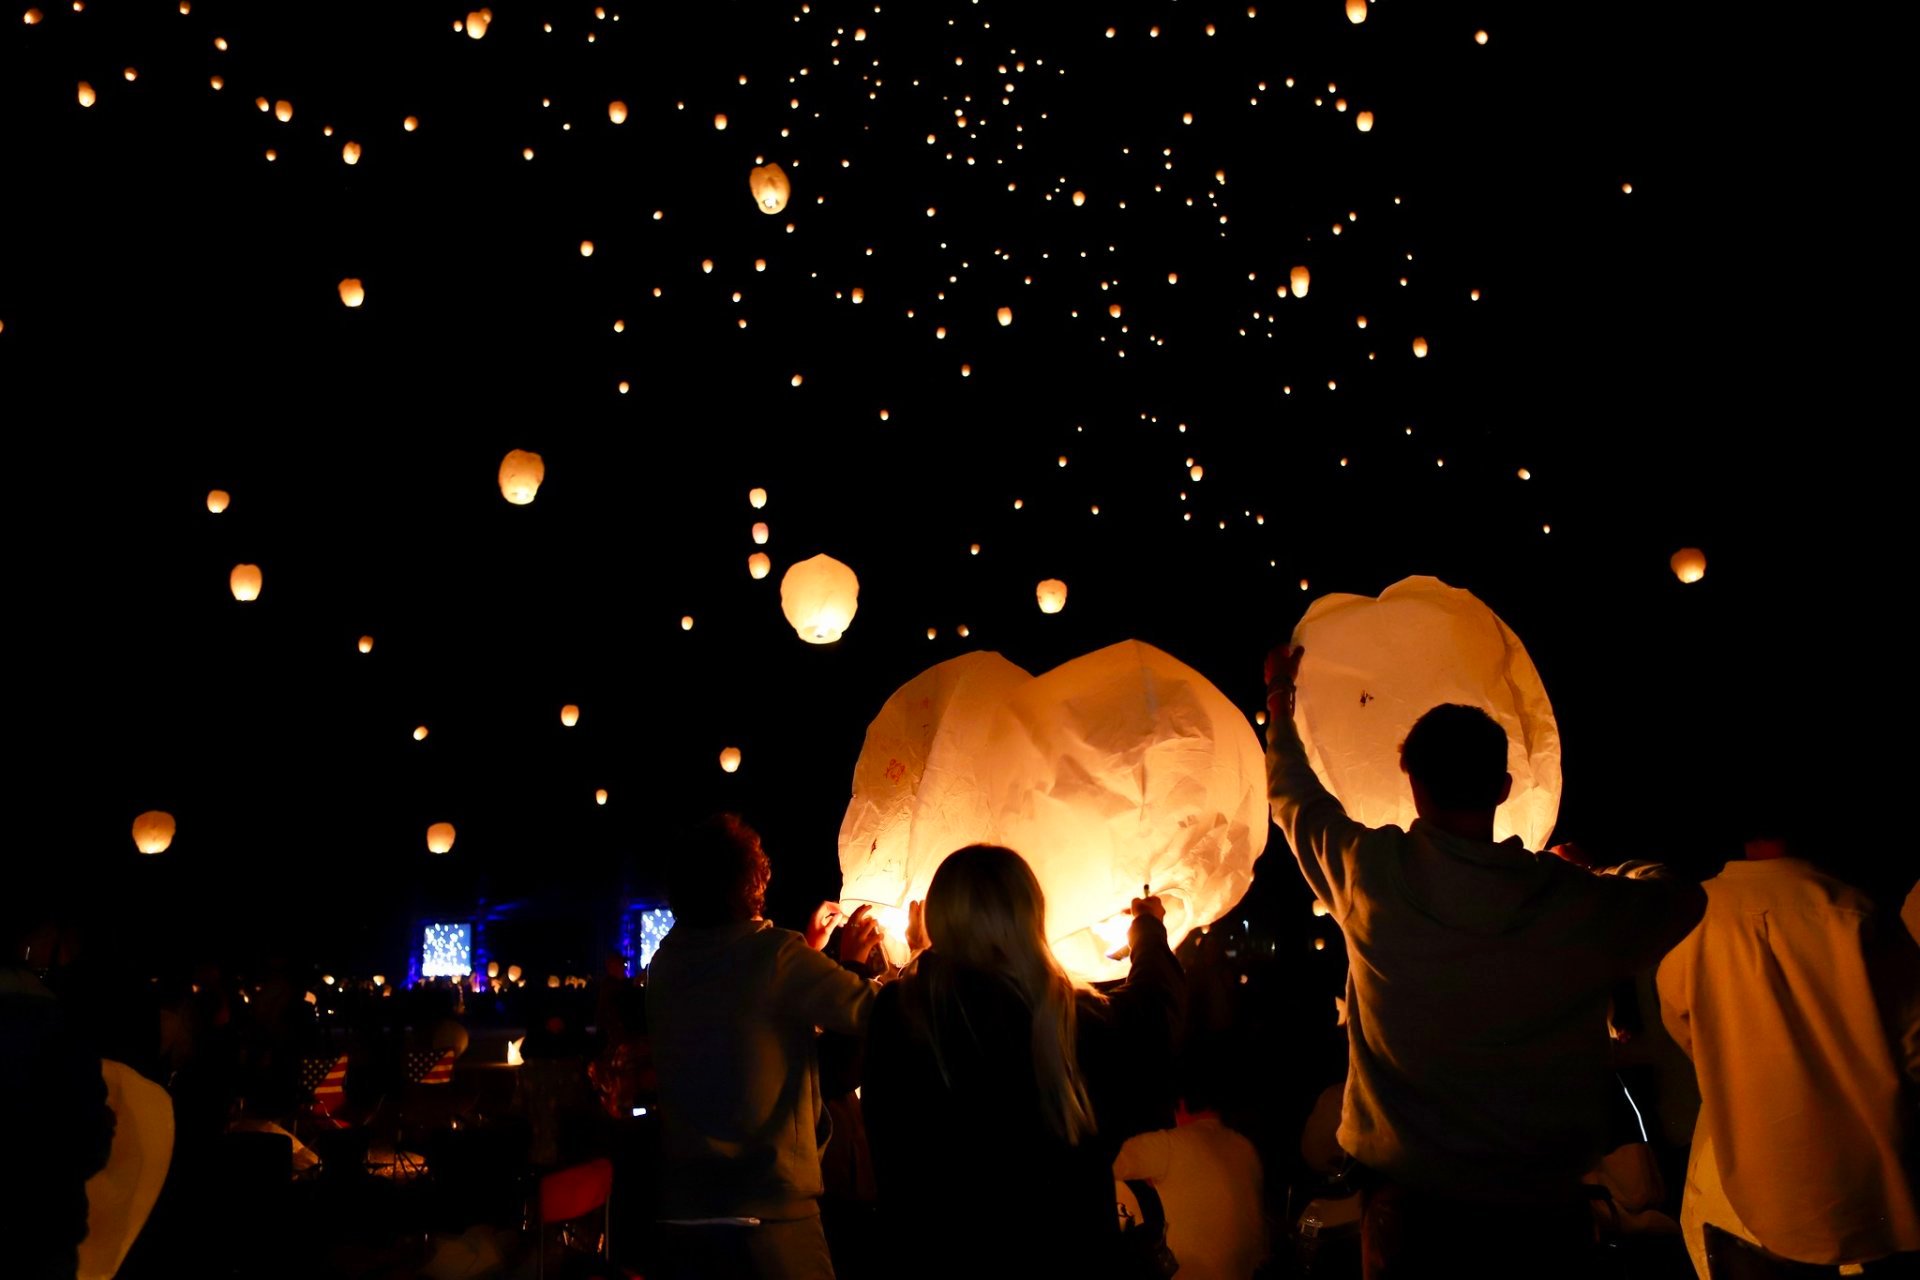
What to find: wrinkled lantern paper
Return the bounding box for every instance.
[1290,576,1561,850]
[838,641,1268,982]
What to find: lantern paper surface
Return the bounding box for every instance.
[498,449,544,505]
[1035,578,1068,614]
[838,642,1269,982]
[749,162,791,214]
[426,822,457,854]
[78,1060,173,1280]
[781,554,860,644]
[1670,547,1707,584]
[229,564,262,601]
[131,810,175,854]
[1289,576,1561,851]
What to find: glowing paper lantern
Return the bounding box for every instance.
[1347,0,1367,21]
[78,1060,174,1280]
[413,725,429,741]
[1356,110,1374,132]
[1670,547,1707,584]
[426,822,456,854]
[131,811,176,855]
[273,99,292,122]
[404,115,418,131]
[1035,578,1068,614]
[719,746,742,773]
[780,554,860,644]
[579,240,594,257]
[341,140,361,165]
[229,564,262,602]
[608,100,627,124]
[206,490,229,514]
[507,965,522,982]
[497,449,544,504]
[997,306,1013,326]
[749,487,768,509]
[752,522,770,545]
[465,8,490,38]
[1290,575,1561,850]
[680,615,694,631]
[78,80,96,107]
[713,112,728,130]
[749,162,791,214]
[1290,266,1311,298]
[560,704,580,727]
[595,788,608,805]
[748,552,771,579]
[337,278,365,307]
[1412,336,1429,358]
[1071,190,1087,207]
[357,635,373,654]
[838,642,1270,982]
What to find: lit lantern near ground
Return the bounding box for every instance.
[749,487,768,508]
[596,788,608,805]
[560,704,580,727]
[748,552,771,579]
[206,489,230,513]
[1412,336,1429,357]
[78,80,96,107]
[1347,0,1367,20]
[719,746,742,772]
[1356,111,1374,132]
[497,449,544,504]
[131,811,176,855]
[752,522,770,545]
[413,725,429,741]
[749,162,791,214]
[358,635,373,654]
[229,564,262,602]
[1035,579,1068,614]
[1290,266,1311,298]
[507,965,522,983]
[1291,575,1562,850]
[426,822,456,854]
[608,100,627,123]
[338,278,365,307]
[781,554,860,643]
[997,306,1013,326]
[465,8,490,38]
[1670,547,1707,584]
[839,642,1269,981]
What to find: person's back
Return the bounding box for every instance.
[1658,849,1920,1271]
[1114,1113,1267,1280]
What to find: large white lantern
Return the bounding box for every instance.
[838,642,1269,982]
[780,554,859,644]
[1290,575,1561,850]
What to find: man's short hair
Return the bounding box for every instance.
[666,814,771,927]
[1400,704,1509,811]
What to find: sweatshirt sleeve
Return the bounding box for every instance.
[1267,708,1369,924]
[775,932,878,1036]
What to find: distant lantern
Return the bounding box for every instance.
[595,788,608,805]
[608,100,627,124]
[206,489,230,514]
[749,486,768,509]
[748,552,772,579]
[1356,110,1374,132]
[680,615,694,631]
[579,240,594,257]
[1190,464,1205,481]
[546,974,560,988]
[498,449,545,505]
[1412,336,1429,358]
[1474,27,1488,43]
[719,746,743,773]
[229,564,262,602]
[403,114,419,131]
[749,162,791,214]
[341,140,361,165]
[752,522,770,545]
[338,278,365,307]
[560,704,580,727]
[1108,303,1122,319]
[781,554,860,644]
[131,811,176,855]
[25,8,43,22]
[1035,579,1069,614]
[1346,0,1366,21]
[272,99,293,123]
[506,965,522,982]
[1071,190,1087,207]
[1311,899,1330,917]
[713,112,728,130]
[357,635,373,654]
[997,306,1013,326]
[426,822,456,854]
[413,724,429,741]
[78,80,95,107]
[465,8,490,38]
[1670,547,1707,584]
[1289,266,1311,298]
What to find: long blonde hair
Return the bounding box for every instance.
[921,844,1099,1144]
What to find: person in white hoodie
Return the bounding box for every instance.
[648,814,883,1280]
[1263,644,1705,1279]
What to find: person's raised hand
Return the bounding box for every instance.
[837,904,883,966]
[1548,842,1604,871]
[1264,644,1304,695]
[1128,894,1167,951]
[906,899,931,955]
[805,902,842,952]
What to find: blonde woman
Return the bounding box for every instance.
[863,845,1185,1276]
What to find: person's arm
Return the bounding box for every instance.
[1551,842,1707,970]
[1264,644,1368,923]
[1113,1128,1174,1182]
[777,933,878,1035]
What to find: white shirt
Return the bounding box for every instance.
[1114,1116,1268,1280]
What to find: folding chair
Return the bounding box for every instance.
[536,1156,614,1280]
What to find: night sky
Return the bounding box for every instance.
[6,0,1884,977]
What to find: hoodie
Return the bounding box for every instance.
[647,918,876,1220]
[1267,712,1702,1202]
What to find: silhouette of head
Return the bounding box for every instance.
[667,814,771,926]
[1399,704,1513,820]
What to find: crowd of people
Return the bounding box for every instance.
[10,639,1919,1279]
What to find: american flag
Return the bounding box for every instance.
[305,1055,349,1115]
[406,1048,456,1085]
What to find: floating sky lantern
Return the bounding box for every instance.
[719,746,742,773]
[403,115,418,131]
[1346,0,1367,22]
[579,240,594,257]
[1071,190,1087,207]
[1290,266,1311,298]
[608,100,627,124]
[341,141,361,165]
[560,704,580,727]
[1356,111,1374,132]
[497,449,544,504]
[997,306,1013,326]
[1412,336,1429,358]
[273,99,292,123]
[1474,28,1489,43]
[426,822,456,854]
[781,554,860,644]
[680,615,694,631]
[25,8,43,23]
[595,788,608,805]
[752,522,770,545]
[713,112,728,130]
[749,487,768,509]
[131,811,175,855]
[357,635,373,654]
[206,490,229,514]
[413,725,429,741]
[506,965,522,983]
[465,8,490,38]
[1291,576,1562,850]
[748,552,771,579]
[1190,464,1205,481]
[78,81,96,107]
[1670,547,1707,584]
[749,162,791,214]
[229,564,262,602]
[337,278,365,307]
[1035,579,1068,614]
